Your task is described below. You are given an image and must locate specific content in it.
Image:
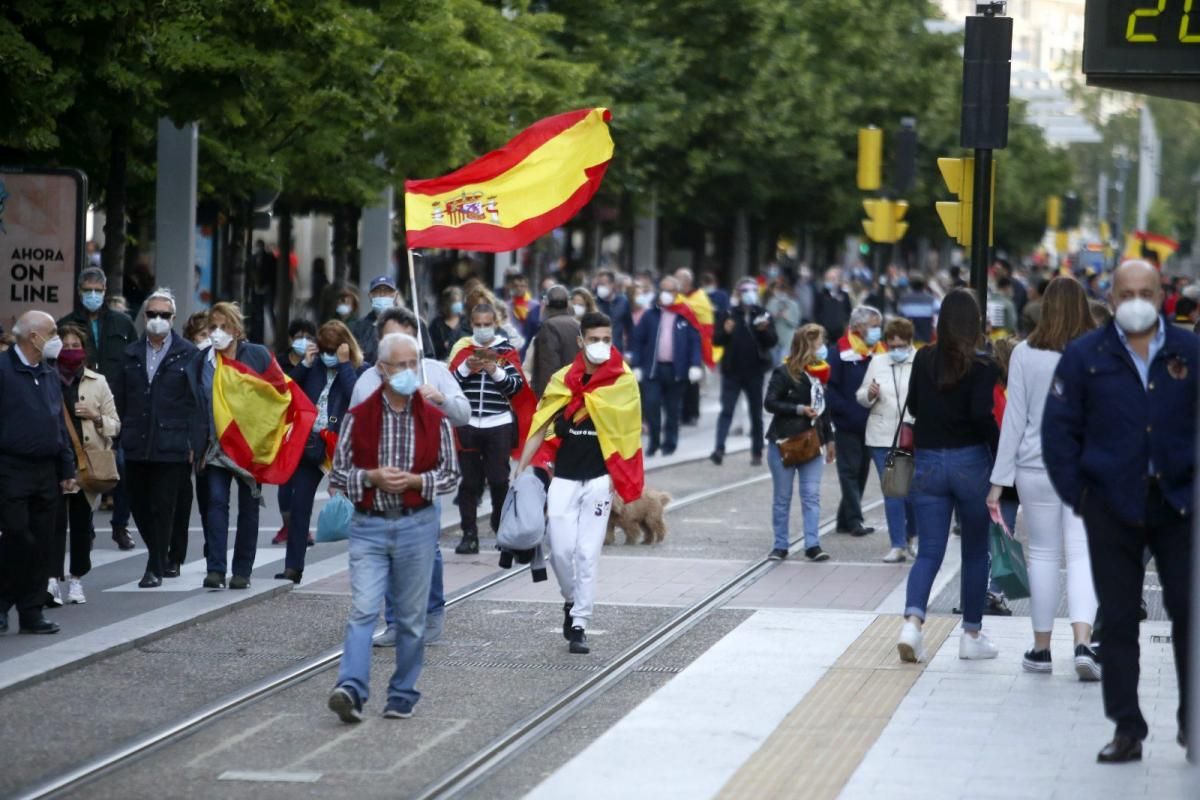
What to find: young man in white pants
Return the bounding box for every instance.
[518,312,644,654]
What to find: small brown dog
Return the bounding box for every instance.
[605,489,673,545]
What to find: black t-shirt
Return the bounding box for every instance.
[554,375,608,481]
[908,345,999,452]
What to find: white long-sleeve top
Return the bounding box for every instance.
[990,340,1062,487]
[855,351,916,448]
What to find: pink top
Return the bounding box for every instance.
[655,310,677,362]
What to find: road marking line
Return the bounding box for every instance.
[218,770,322,783]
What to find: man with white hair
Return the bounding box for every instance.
[327,333,460,723]
[113,288,201,588]
[0,311,77,634]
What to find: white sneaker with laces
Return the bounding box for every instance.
[959,631,999,660]
[46,578,64,607]
[897,621,925,663]
[373,626,397,648]
[882,547,907,563]
[67,578,86,605]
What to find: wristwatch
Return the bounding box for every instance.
[362,473,374,489]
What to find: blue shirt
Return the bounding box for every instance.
[1115,316,1166,390]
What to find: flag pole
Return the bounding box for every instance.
[406,247,425,382]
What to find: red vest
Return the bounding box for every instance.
[347,386,443,512]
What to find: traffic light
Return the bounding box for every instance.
[857,127,882,191]
[1046,195,1061,230]
[935,157,995,247]
[862,199,909,244]
[894,118,918,194]
[1062,192,1082,229]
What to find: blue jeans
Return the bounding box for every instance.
[766,441,824,551]
[904,446,992,631]
[868,447,917,548]
[385,499,445,627]
[337,507,439,706]
[203,466,260,578]
[641,363,685,452]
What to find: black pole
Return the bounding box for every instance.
[970,148,992,323]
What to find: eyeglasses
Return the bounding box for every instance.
[145,311,173,320]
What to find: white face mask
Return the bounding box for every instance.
[572,303,586,318]
[595,285,612,300]
[740,289,758,306]
[636,291,655,308]
[473,326,496,344]
[196,337,212,350]
[584,341,612,364]
[146,318,171,338]
[209,327,234,351]
[659,290,676,307]
[1114,297,1159,334]
[40,334,63,361]
[336,303,352,317]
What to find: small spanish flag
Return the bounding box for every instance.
[212,354,317,485]
[1124,230,1179,267]
[404,108,613,252]
[667,290,716,369]
[530,349,644,503]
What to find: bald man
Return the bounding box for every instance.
[0,311,77,634]
[1044,260,1197,764]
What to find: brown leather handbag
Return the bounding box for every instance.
[63,406,120,494]
[778,426,822,466]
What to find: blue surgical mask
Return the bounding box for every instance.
[815,345,828,362]
[865,326,882,346]
[740,289,758,306]
[81,290,104,312]
[888,347,911,363]
[896,276,910,288]
[824,282,836,292]
[371,296,394,313]
[320,352,339,368]
[450,301,464,315]
[388,368,419,396]
[292,338,308,356]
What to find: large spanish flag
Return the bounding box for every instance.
[212,353,317,485]
[404,108,613,252]
[667,290,716,369]
[530,348,644,503]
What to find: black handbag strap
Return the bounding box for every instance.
[889,365,910,451]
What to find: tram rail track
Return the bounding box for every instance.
[15,452,826,800]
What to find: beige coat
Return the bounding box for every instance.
[70,368,120,506]
[855,351,916,449]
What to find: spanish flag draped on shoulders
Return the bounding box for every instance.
[528,347,644,502]
[666,290,715,368]
[448,333,537,458]
[208,344,317,485]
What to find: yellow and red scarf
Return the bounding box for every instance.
[841,331,888,359]
[665,290,716,368]
[511,292,532,323]
[804,360,831,384]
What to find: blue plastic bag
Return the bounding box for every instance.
[316,494,354,543]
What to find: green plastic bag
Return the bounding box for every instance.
[988,522,1031,601]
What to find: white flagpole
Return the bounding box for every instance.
[407,247,426,382]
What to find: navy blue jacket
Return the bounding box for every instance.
[115,334,202,463]
[0,347,75,477]
[628,305,702,380]
[825,339,872,435]
[291,358,362,435]
[707,288,731,317]
[1043,320,1198,525]
[597,293,634,354]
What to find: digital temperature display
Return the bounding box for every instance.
[1083,1,1200,99]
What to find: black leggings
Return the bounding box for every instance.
[51,492,93,579]
[457,423,513,535]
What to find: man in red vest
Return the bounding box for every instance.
[326,333,461,723]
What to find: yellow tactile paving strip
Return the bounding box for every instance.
[717,615,957,800]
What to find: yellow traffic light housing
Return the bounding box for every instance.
[857,127,882,191]
[862,199,909,244]
[1046,195,1061,230]
[936,157,994,247]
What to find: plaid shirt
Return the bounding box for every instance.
[330,397,460,510]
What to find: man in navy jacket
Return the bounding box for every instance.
[114,289,201,588]
[628,275,702,456]
[826,305,882,536]
[1043,260,1197,764]
[0,311,77,634]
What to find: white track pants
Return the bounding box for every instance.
[1015,466,1098,632]
[546,475,613,630]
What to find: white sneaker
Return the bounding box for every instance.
[882,547,907,563]
[46,578,64,607]
[373,626,397,648]
[897,621,925,663]
[959,631,999,660]
[67,578,86,605]
[906,541,918,559]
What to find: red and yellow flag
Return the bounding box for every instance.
[212,354,317,485]
[1124,231,1179,266]
[404,108,613,252]
[667,290,715,368]
[448,337,538,459]
[530,349,644,503]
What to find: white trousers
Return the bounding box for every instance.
[546,475,613,630]
[1015,466,1098,633]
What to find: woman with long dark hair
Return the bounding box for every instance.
[988,276,1100,678]
[897,289,1000,662]
[763,324,836,562]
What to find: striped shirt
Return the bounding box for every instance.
[454,340,525,428]
[330,397,460,511]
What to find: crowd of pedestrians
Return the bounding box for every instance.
[0,253,1193,764]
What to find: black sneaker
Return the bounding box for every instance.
[229,575,250,590]
[1074,644,1102,682]
[202,572,226,589]
[455,532,479,555]
[985,591,1013,616]
[328,685,364,723]
[768,548,788,561]
[805,547,830,562]
[850,526,874,537]
[562,602,574,641]
[383,698,414,719]
[750,455,763,467]
[1022,648,1053,673]
[709,450,724,466]
[112,526,136,551]
[568,626,589,655]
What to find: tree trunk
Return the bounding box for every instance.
[332,204,358,285]
[226,201,250,306]
[101,124,129,293]
[274,204,294,352]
